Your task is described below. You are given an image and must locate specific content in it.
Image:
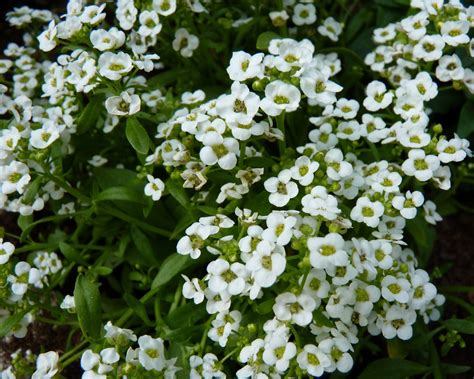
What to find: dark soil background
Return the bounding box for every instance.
[0,0,473,378]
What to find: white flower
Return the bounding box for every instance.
[138,10,162,37]
[290,156,319,186]
[401,149,440,181]
[325,148,353,180]
[98,52,133,81]
[292,3,317,26]
[227,51,264,82]
[301,70,342,106]
[363,81,393,111]
[308,233,348,269]
[381,275,411,303]
[0,238,15,265]
[297,344,331,377]
[153,0,177,16]
[392,190,424,219]
[318,337,353,373]
[216,82,260,125]
[104,321,137,343]
[138,335,166,371]
[413,35,445,61]
[273,292,317,326]
[144,175,165,201]
[436,135,468,163]
[300,269,330,299]
[260,80,301,116]
[177,223,218,259]
[181,90,205,104]
[269,10,289,27]
[105,91,141,116]
[333,98,359,119]
[90,27,125,51]
[216,182,248,203]
[199,132,239,170]
[7,261,42,296]
[32,351,59,379]
[172,28,199,57]
[182,274,205,304]
[318,17,343,41]
[301,185,340,220]
[263,336,297,372]
[263,169,299,207]
[246,240,286,293]
[30,122,61,150]
[423,200,442,225]
[405,72,437,101]
[380,305,416,340]
[435,55,465,82]
[308,122,338,150]
[441,20,470,46]
[207,258,246,295]
[262,211,297,246]
[350,197,384,228]
[410,269,437,310]
[0,161,31,195]
[60,294,76,311]
[37,20,57,52]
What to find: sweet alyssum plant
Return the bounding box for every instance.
[0,0,473,377]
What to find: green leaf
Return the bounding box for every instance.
[125,117,151,154]
[94,167,139,189]
[457,100,474,138]
[313,308,334,328]
[130,225,160,266]
[256,31,281,50]
[77,95,104,135]
[441,363,471,375]
[359,358,430,379]
[151,254,193,289]
[59,241,86,264]
[22,177,43,204]
[74,274,102,340]
[255,299,274,315]
[406,217,436,264]
[0,311,28,338]
[444,318,474,334]
[17,215,33,232]
[165,303,207,329]
[123,293,153,326]
[95,186,145,204]
[165,179,190,209]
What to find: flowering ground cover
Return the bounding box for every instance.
[0,0,473,378]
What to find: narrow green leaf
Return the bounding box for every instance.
[22,177,43,204]
[444,318,474,334]
[441,363,471,375]
[17,215,33,232]
[125,117,150,154]
[166,179,190,209]
[256,31,281,50]
[59,241,86,264]
[359,358,430,379]
[77,95,104,135]
[74,274,102,340]
[95,186,145,204]
[0,311,27,338]
[130,225,160,266]
[123,293,153,326]
[151,254,192,289]
[457,100,474,138]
